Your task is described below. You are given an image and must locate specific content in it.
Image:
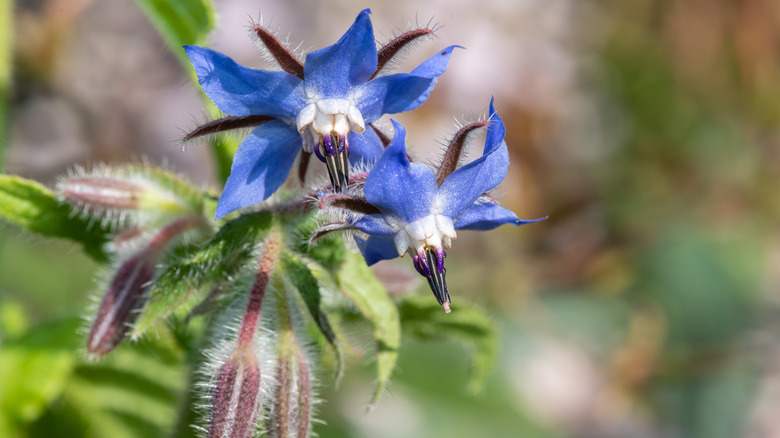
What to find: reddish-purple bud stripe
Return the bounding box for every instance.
[87,254,155,356]
[209,355,261,438]
[237,232,282,349]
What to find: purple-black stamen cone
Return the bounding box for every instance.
[419,247,450,310]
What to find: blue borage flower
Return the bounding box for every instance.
[183,9,458,219]
[316,99,545,312]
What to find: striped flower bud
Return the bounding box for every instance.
[267,343,313,438]
[86,251,155,356]
[209,351,262,438]
[86,216,205,356]
[206,232,282,438]
[58,165,203,226]
[62,177,145,211]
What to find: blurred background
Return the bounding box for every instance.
[2,0,780,437]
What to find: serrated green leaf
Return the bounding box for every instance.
[0,175,110,261]
[281,253,343,377]
[133,211,273,336]
[397,294,497,394]
[335,251,400,405]
[132,0,215,70]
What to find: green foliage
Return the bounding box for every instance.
[0,175,111,261]
[294,219,348,272]
[0,315,190,438]
[0,318,80,437]
[132,0,215,70]
[335,251,400,405]
[133,211,273,336]
[397,295,497,393]
[281,253,342,372]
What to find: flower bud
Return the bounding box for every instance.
[87,252,155,356]
[267,330,313,438]
[59,165,203,225]
[87,216,206,356]
[209,351,262,438]
[62,177,144,211]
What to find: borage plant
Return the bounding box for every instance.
[0,8,543,438]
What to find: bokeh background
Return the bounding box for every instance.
[2,0,780,437]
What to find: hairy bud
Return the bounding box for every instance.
[59,165,204,226]
[87,216,206,356]
[267,348,312,438]
[206,232,283,438]
[209,351,262,438]
[86,252,155,356]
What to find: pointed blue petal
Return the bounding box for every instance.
[437,139,509,219]
[356,46,459,122]
[347,127,384,165]
[355,236,400,265]
[484,97,506,155]
[454,201,546,231]
[215,120,301,219]
[363,121,436,222]
[303,9,377,98]
[185,45,305,119]
[354,214,396,237]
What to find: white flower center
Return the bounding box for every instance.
[392,214,457,257]
[296,99,365,153]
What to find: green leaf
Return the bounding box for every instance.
[293,217,348,272]
[132,0,215,70]
[0,175,110,261]
[281,253,343,377]
[0,318,81,435]
[335,251,400,405]
[28,324,189,438]
[397,295,497,394]
[132,211,273,336]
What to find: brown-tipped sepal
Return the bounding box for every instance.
[436,121,489,187]
[372,26,437,79]
[208,352,262,438]
[251,24,304,79]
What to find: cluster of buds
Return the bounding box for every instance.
[201,232,316,438]
[58,165,208,356]
[87,216,206,355]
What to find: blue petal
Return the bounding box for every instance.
[363,121,437,222]
[347,127,384,165]
[215,120,301,219]
[356,46,459,122]
[185,46,305,120]
[484,97,506,155]
[454,201,546,231]
[436,103,510,218]
[354,214,396,237]
[355,236,400,265]
[303,9,377,98]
